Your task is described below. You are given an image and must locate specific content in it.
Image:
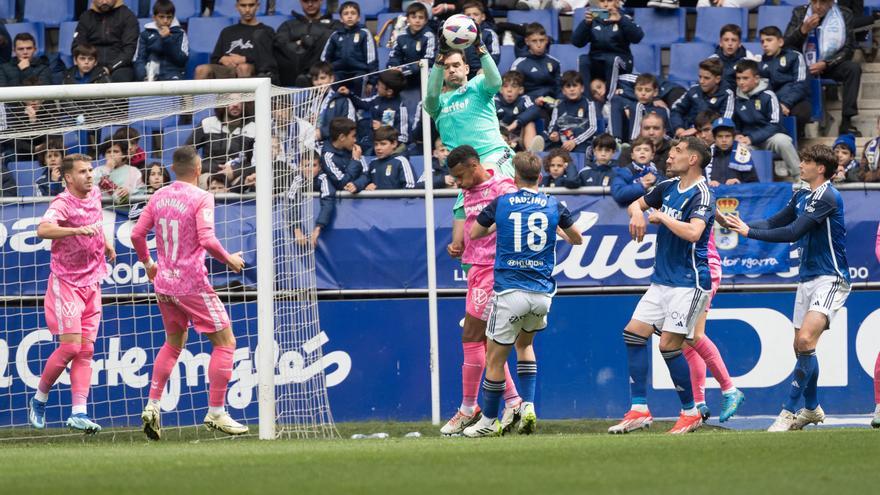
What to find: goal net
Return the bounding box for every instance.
[0,79,336,440]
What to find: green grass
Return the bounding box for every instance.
[1,420,878,495]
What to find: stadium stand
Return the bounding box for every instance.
[549,44,583,74]
[23,0,75,28]
[507,9,560,43]
[275,0,328,16]
[631,44,661,76]
[8,161,39,197]
[668,42,715,84]
[499,45,516,74]
[5,22,45,55]
[694,7,748,44]
[0,0,12,20]
[755,6,795,39]
[632,8,686,46]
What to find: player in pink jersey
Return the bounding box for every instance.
[130,146,247,440]
[29,154,116,434]
[873,223,880,428]
[681,229,744,423]
[440,145,523,436]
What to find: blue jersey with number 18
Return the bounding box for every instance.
[476,188,576,294]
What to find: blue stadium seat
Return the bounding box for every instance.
[274,0,328,16]
[810,78,823,121]
[9,161,40,197]
[23,0,74,28]
[59,21,77,57]
[782,115,797,147]
[409,156,425,179]
[63,132,81,155]
[378,46,390,70]
[751,150,773,183]
[99,122,152,154]
[756,6,794,39]
[358,0,389,19]
[668,42,715,84]
[376,12,400,48]
[549,44,586,74]
[5,22,45,55]
[168,0,199,20]
[777,0,802,5]
[742,42,762,58]
[507,9,560,43]
[866,0,880,9]
[256,15,292,31]
[161,127,194,165]
[187,16,234,54]
[633,8,686,46]
[499,45,515,73]
[122,0,141,16]
[0,0,13,19]
[212,0,241,17]
[694,8,748,44]
[138,18,152,30]
[632,43,660,76]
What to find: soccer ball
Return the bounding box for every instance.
[442,14,478,50]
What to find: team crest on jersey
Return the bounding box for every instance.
[513,107,519,115]
[754,100,761,111]
[612,24,619,32]
[546,63,553,72]
[578,108,584,117]
[780,57,787,67]
[714,197,740,250]
[353,33,360,43]
[710,97,717,104]
[416,41,421,51]
[385,164,392,176]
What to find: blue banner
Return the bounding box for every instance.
[2,291,879,425]
[0,185,878,295]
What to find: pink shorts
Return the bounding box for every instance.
[156,289,231,335]
[706,262,722,311]
[44,273,102,343]
[466,264,495,321]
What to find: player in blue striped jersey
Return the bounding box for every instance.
[462,152,583,438]
[722,144,850,432]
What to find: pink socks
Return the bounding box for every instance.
[37,342,80,396]
[69,342,94,413]
[683,346,707,404]
[874,353,880,405]
[693,337,735,393]
[502,362,521,406]
[149,343,183,401]
[208,345,235,408]
[461,342,486,409]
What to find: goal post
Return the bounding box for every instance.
[0,78,335,440]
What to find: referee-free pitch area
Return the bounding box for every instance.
[1,420,877,495]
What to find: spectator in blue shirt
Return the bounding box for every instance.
[292,155,336,249]
[706,117,759,186]
[366,126,417,190]
[610,73,670,142]
[758,26,811,139]
[35,136,65,197]
[320,117,369,193]
[709,24,757,89]
[344,70,412,146]
[510,23,561,105]
[496,70,543,152]
[611,135,665,206]
[133,0,189,81]
[311,62,356,145]
[387,2,436,91]
[462,1,501,77]
[547,70,598,153]
[670,58,735,138]
[579,133,618,187]
[320,1,378,96]
[540,148,580,188]
[62,43,111,84]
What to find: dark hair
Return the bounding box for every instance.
[405,2,428,17]
[172,145,200,177]
[515,152,543,184]
[447,145,480,169]
[734,59,760,76]
[309,61,333,80]
[524,22,546,38]
[72,43,98,59]
[36,136,65,165]
[502,70,525,87]
[698,58,723,78]
[543,148,571,171]
[593,133,617,152]
[758,26,783,39]
[461,1,486,14]
[13,32,35,46]
[329,117,357,142]
[680,136,711,169]
[99,138,129,157]
[61,153,92,179]
[112,126,141,142]
[339,1,360,15]
[719,24,742,40]
[209,172,228,188]
[634,73,659,90]
[695,110,720,130]
[152,0,175,16]
[143,162,171,190]
[561,70,584,87]
[800,144,837,179]
[373,125,399,144]
[378,70,406,94]
[443,48,466,64]
[631,136,655,152]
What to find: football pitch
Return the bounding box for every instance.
[1,420,877,495]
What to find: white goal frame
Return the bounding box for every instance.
[0,79,277,439]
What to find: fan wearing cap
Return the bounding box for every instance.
[706,117,758,187]
[832,134,861,183]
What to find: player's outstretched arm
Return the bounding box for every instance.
[731,213,817,243]
[648,212,707,243]
[627,198,651,242]
[423,41,448,118]
[562,225,583,245]
[36,221,100,240]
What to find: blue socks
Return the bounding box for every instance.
[661,348,695,410]
[517,361,537,403]
[784,350,817,413]
[480,378,505,419]
[623,331,649,406]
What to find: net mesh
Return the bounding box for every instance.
[0,83,336,440]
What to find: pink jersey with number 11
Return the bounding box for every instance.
[131,181,231,296]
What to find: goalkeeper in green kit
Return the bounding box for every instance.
[425,29,522,435]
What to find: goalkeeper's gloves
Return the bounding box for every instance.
[436,35,452,65]
[472,23,487,56]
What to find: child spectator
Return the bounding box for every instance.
[320,117,368,193]
[861,118,880,182]
[34,137,65,197]
[695,110,720,147]
[732,60,800,181]
[207,173,229,193]
[832,134,861,183]
[366,126,416,190]
[495,71,543,152]
[611,135,665,206]
[0,33,51,87]
[510,23,561,104]
[547,70,598,153]
[462,1,501,77]
[187,100,255,175]
[93,138,145,204]
[706,117,759,186]
[195,0,277,82]
[133,0,189,82]
[345,70,412,146]
[387,2,436,91]
[63,43,110,84]
[709,24,756,88]
[540,148,580,188]
[291,156,336,249]
[312,62,356,144]
[611,73,670,142]
[113,126,146,169]
[670,58,735,138]
[320,1,379,96]
[143,162,170,193]
[578,133,617,187]
[758,26,811,139]
[418,136,455,189]
[571,0,644,98]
